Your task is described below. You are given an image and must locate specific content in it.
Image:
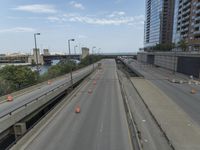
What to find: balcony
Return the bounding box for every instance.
[181,21,190,27]
[182,8,191,16]
[196,2,200,8]
[181,27,189,32]
[182,15,190,21]
[194,23,200,28]
[193,30,200,35]
[183,2,191,9]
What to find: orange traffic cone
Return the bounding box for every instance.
[88,89,92,94]
[47,80,52,85]
[75,105,81,113]
[191,88,196,94]
[7,95,13,102]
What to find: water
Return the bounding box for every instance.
[0,60,61,75]
[39,60,60,75]
[0,63,31,69]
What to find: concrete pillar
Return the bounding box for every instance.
[14,123,27,139]
[32,48,44,65]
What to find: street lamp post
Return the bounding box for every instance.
[68,39,75,86]
[92,46,96,70]
[34,33,41,73]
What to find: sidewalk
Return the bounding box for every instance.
[131,78,200,150]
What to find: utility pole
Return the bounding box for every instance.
[34,33,41,73]
[92,46,96,71]
[68,39,75,86]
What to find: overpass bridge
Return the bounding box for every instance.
[42,53,137,64]
[0,53,137,65]
[42,54,81,64]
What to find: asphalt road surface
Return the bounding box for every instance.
[19,59,132,150]
[127,59,200,125]
[118,70,172,150]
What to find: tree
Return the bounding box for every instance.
[178,40,187,51]
[46,60,76,79]
[47,65,62,78]
[152,43,174,51]
[0,65,37,89]
[79,55,102,67]
[0,77,13,95]
[31,59,36,66]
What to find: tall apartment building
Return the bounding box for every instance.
[173,0,200,50]
[144,0,175,48]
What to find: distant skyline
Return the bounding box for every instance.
[0,0,145,54]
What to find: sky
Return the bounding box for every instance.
[0,0,145,54]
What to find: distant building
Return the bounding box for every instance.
[28,49,44,65]
[144,0,175,49]
[81,47,89,59]
[43,49,50,55]
[0,54,6,57]
[0,53,29,63]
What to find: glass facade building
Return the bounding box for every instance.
[173,0,181,44]
[144,0,175,48]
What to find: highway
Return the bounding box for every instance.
[125,59,200,125]
[119,58,200,149]
[13,59,133,150]
[0,65,93,119]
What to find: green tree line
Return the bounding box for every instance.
[0,55,102,96]
[144,40,188,52]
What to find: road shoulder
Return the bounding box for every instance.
[131,78,200,150]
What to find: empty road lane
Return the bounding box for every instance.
[13,59,132,150]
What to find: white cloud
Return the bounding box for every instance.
[64,13,144,26]
[47,12,144,26]
[108,11,126,18]
[78,35,88,39]
[70,1,85,10]
[0,27,36,33]
[13,4,57,14]
[47,16,60,22]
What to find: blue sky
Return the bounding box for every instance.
[0,0,145,54]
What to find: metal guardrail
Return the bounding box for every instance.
[0,70,92,120]
[119,58,144,77]
[138,51,200,56]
